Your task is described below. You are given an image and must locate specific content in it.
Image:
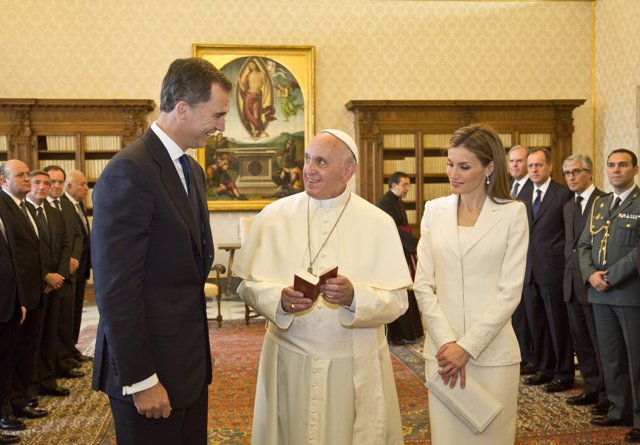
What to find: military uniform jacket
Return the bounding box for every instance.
[578,186,640,306]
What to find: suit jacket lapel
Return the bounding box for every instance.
[1,191,38,241]
[533,181,557,223]
[572,189,600,248]
[461,197,502,257]
[144,131,203,257]
[437,194,461,259]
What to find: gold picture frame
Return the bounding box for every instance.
[193,44,315,211]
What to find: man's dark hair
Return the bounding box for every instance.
[608,148,638,167]
[528,147,552,164]
[43,164,66,180]
[388,171,409,188]
[160,57,232,112]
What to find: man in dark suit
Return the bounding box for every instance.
[0,160,48,425]
[43,165,84,373]
[579,149,640,443]
[376,171,423,344]
[508,145,536,375]
[26,170,73,398]
[522,148,575,392]
[0,196,25,444]
[561,154,608,415]
[61,169,92,367]
[91,57,231,445]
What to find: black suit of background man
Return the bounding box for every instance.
[377,178,424,344]
[0,198,24,441]
[523,179,574,385]
[61,187,90,361]
[509,176,535,371]
[32,198,73,394]
[563,177,607,409]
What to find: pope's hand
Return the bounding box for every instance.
[321,275,354,307]
[281,286,313,313]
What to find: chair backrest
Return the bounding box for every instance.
[238,215,256,245]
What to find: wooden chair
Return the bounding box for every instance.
[238,216,261,325]
[204,263,226,327]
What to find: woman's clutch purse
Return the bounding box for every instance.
[426,373,503,434]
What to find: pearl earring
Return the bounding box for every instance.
[485,174,490,185]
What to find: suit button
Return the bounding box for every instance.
[572,248,577,253]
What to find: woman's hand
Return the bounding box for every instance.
[435,342,470,388]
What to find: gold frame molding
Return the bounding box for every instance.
[193,44,315,211]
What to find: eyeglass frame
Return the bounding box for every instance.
[562,168,590,177]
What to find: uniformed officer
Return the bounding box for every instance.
[579,148,640,443]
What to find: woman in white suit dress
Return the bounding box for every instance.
[414,124,529,445]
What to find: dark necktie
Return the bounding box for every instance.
[179,154,191,196]
[573,195,584,237]
[75,202,89,234]
[511,182,520,199]
[53,199,61,211]
[0,218,7,244]
[532,189,542,217]
[19,200,29,219]
[612,196,621,211]
[36,207,50,244]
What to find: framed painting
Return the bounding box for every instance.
[193,44,315,211]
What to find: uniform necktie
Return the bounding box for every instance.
[53,199,61,211]
[511,182,520,199]
[179,154,191,196]
[612,196,621,210]
[573,195,584,237]
[35,207,50,244]
[532,189,542,217]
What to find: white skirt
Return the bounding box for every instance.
[426,360,519,445]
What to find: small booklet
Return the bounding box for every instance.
[426,372,503,434]
[293,266,338,301]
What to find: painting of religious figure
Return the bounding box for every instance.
[193,44,315,210]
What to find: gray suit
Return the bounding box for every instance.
[579,187,640,427]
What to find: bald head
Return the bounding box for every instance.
[65,169,89,201]
[0,159,31,199]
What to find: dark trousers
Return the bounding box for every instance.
[566,300,606,401]
[523,281,575,381]
[38,293,62,388]
[512,297,535,365]
[72,277,87,345]
[0,311,21,406]
[56,292,76,369]
[109,383,208,445]
[7,306,45,410]
[593,304,640,427]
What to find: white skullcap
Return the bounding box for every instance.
[319,129,358,164]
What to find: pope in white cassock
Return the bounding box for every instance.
[233,129,413,445]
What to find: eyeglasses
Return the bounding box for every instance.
[562,168,590,177]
